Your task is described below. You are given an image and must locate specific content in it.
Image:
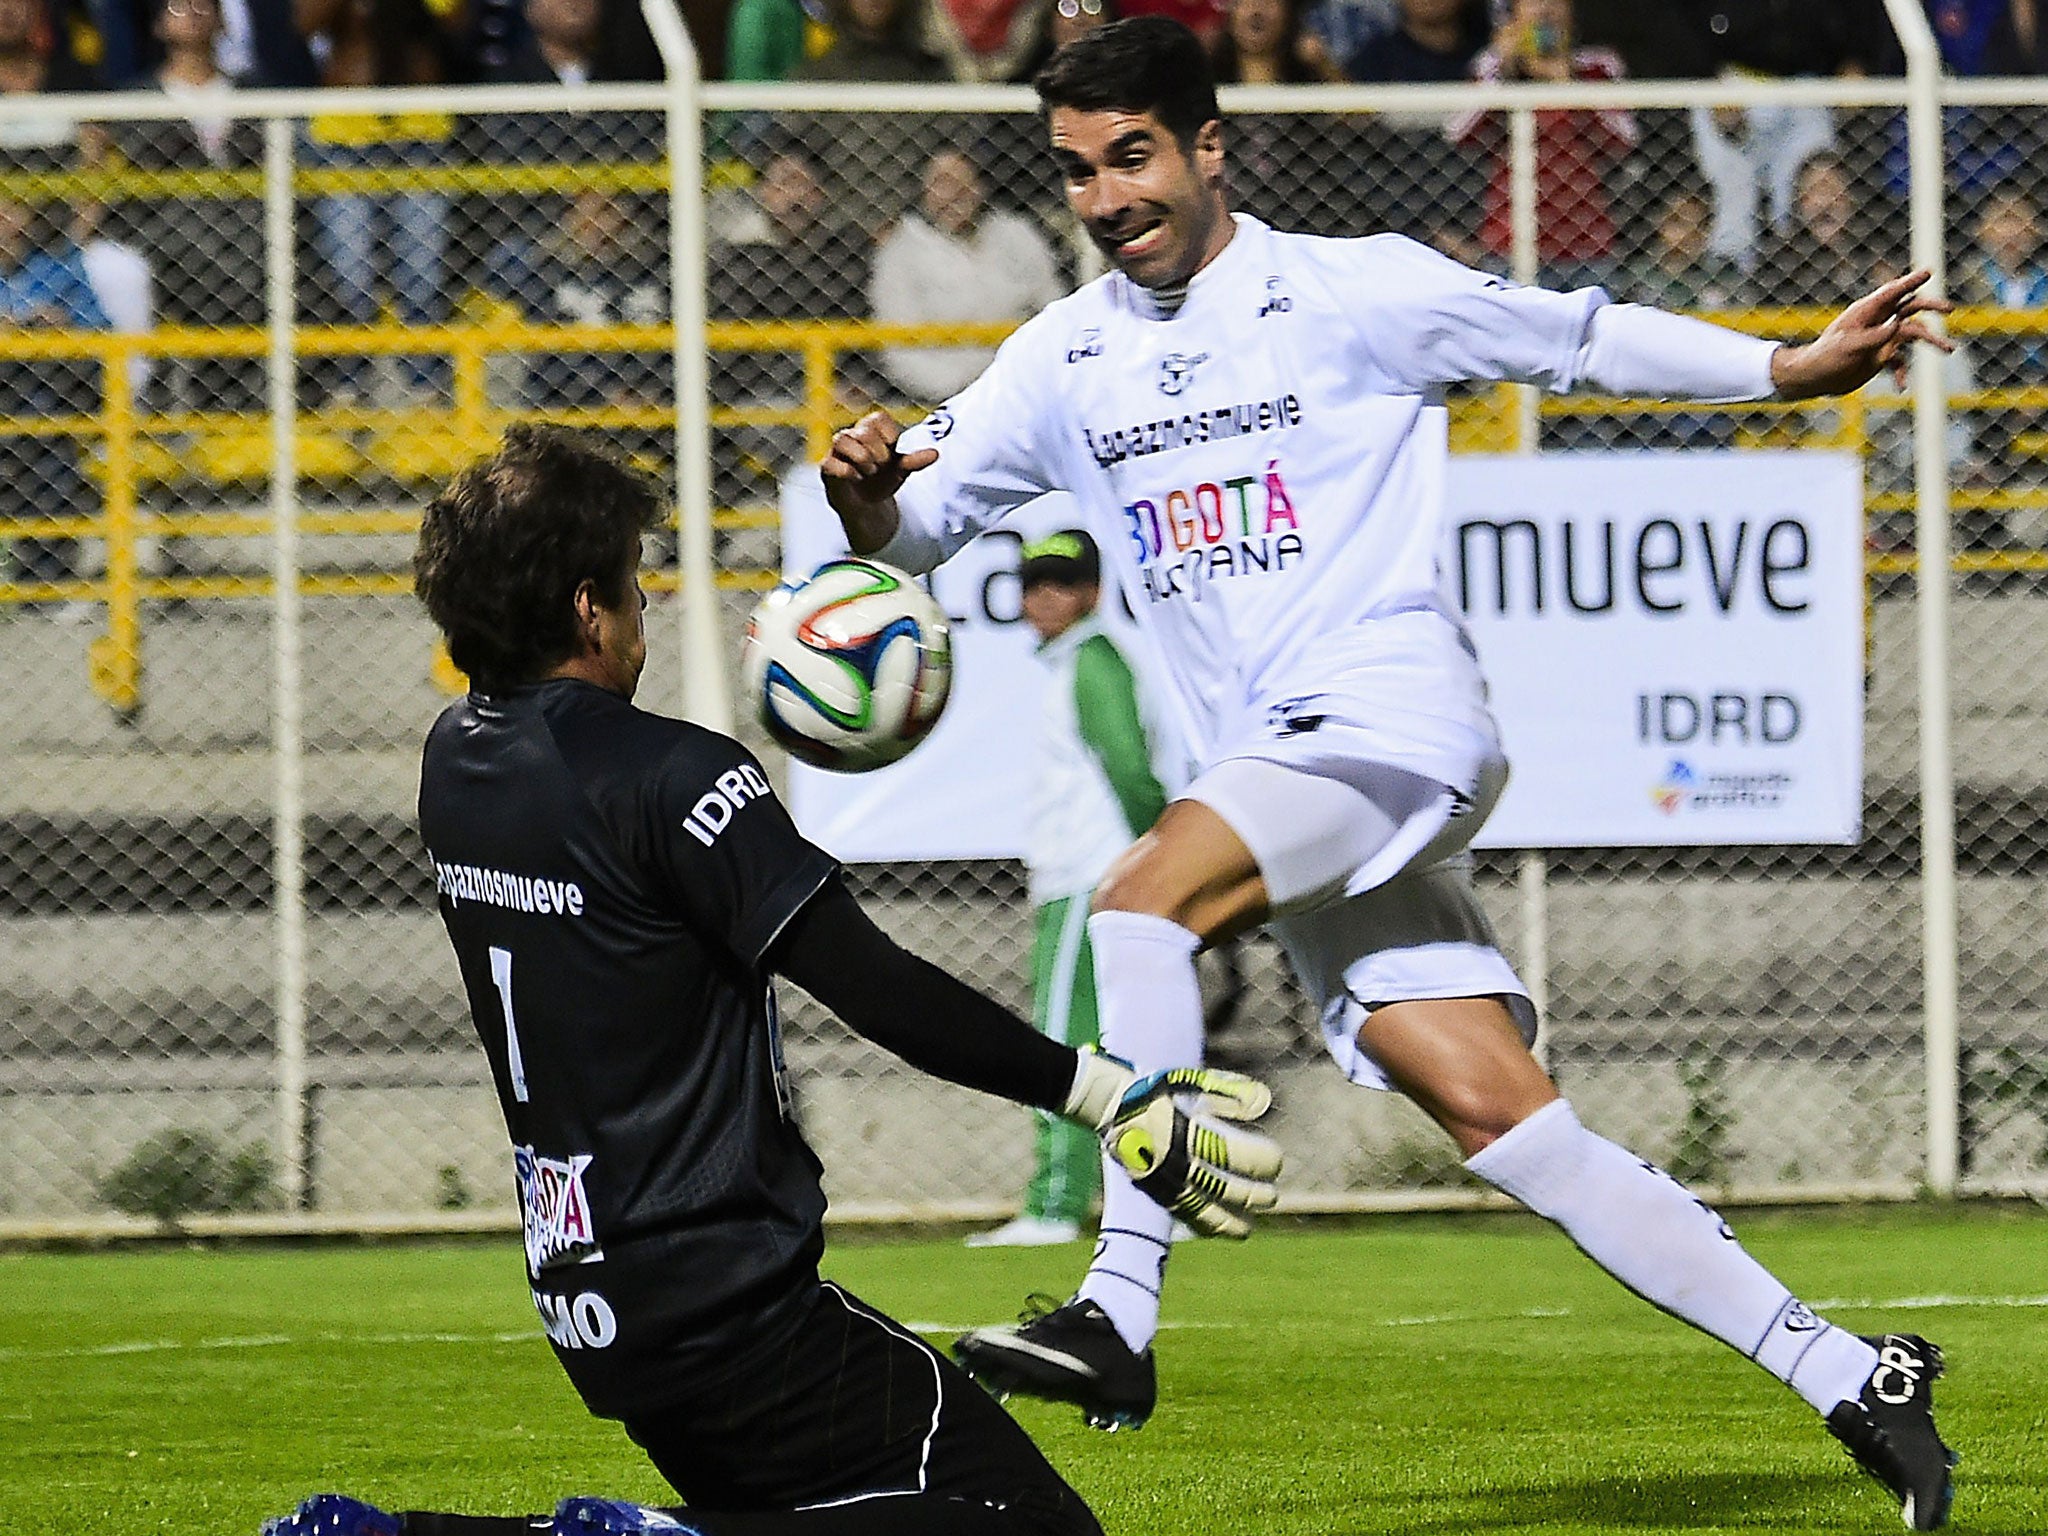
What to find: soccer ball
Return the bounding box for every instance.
[742,558,953,772]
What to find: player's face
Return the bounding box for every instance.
[1048,106,1230,291]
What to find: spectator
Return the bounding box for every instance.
[113,0,318,84]
[1208,0,1359,233]
[1964,183,2048,375]
[1982,0,2048,71]
[0,0,107,167]
[0,0,93,89]
[1877,1,2048,73]
[871,146,1063,401]
[1624,186,1742,310]
[1875,5,2048,208]
[1959,182,2048,478]
[520,190,669,436]
[0,194,108,595]
[1450,0,1636,288]
[968,529,1168,1251]
[1339,0,1487,257]
[708,141,875,498]
[1211,0,1338,81]
[1345,0,1483,80]
[1750,150,1880,307]
[1614,186,1741,450]
[488,0,660,80]
[116,0,266,414]
[226,0,321,83]
[0,0,107,597]
[784,0,946,239]
[296,0,464,403]
[726,0,816,80]
[920,0,1050,82]
[474,0,662,325]
[468,0,662,77]
[1689,101,1836,272]
[1303,0,1392,73]
[792,0,941,78]
[714,143,872,323]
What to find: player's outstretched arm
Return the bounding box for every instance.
[1769,269,1954,400]
[819,409,938,556]
[768,878,1281,1237]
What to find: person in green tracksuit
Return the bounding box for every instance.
[969,530,1169,1247]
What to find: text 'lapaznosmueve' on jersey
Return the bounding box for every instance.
[1082,393,1304,468]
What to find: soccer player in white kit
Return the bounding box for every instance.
[822,17,1958,1529]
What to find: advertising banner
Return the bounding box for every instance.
[1452,451,1864,847]
[776,450,1864,858]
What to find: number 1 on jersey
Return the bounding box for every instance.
[489,945,530,1102]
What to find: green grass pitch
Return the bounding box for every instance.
[6,1206,2043,1533]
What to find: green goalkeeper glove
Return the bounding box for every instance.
[1062,1050,1282,1239]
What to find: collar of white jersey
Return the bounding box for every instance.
[1036,611,1104,660]
[1122,212,1268,321]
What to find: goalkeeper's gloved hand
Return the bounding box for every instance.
[1062,1049,1282,1239]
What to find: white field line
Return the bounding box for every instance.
[1809,1293,2048,1311]
[13,1295,2046,1365]
[0,1329,532,1363]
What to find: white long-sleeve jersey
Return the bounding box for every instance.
[878,215,1781,778]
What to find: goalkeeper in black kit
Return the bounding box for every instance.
[262,425,1281,1536]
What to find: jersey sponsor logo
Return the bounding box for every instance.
[532,1287,619,1350]
[1257,277,1292,316]
[1066,328,1103,363]
[1081,393,1302,468]
[1121,460,1305,604]
[1157,351,1210,394]
[918,408,954,441]
[682,763,773,847]
[516,1144,604,1274]
[431,856,586,918]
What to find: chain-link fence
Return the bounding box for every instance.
[5,39,2047,1235]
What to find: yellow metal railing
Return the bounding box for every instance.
[5,310,2045,714]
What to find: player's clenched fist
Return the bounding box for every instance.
[1062,1051,1282,1238]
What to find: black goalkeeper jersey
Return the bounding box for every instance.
[418,678,836,1405]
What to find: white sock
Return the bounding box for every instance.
[1466,1100,1878,1414]
[1075,909,1204,1353]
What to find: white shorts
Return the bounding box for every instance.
[1182,736,1536,1091]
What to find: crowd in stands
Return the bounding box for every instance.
[6,0,2048,590]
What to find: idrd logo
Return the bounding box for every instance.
[533,1288,618,1350]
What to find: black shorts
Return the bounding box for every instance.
[619,1281,1100,1536]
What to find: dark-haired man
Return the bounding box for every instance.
[263,424,1280,1536]
[822,15,1959,1529]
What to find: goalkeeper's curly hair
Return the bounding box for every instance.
[414,425,663,689]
